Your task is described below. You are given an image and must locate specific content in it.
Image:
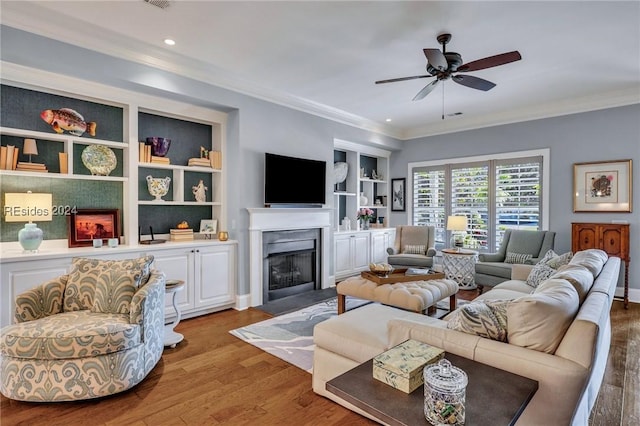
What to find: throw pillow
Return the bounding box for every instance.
[403,244,426,255]
[91,268,143,314]
[508,279,579,354]
[64,255,154,312]
[525,250,573,288]
[505,252,533,264]
[549,264,594,303]
[446,300,511,342]
[568,249,608,278]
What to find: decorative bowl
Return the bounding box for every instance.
[147,137,171,157]
[369,263,393,277]
[146,175,171,201]
[81,144,117,176]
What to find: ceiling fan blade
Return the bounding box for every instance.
[452,75,496,91]
[412,80,440,101]
[457,51,522,72]
[375,74,431,84]
[423,48,448,72]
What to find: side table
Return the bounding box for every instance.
[442,249,479,290]
[164,279,185,348]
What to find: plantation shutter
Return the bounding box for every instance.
[412,167,446,245]
[450,163,489,249]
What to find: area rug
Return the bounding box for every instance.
[229,297,369,373]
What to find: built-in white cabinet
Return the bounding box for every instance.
[334,228,396,280]
[0,240,237,327]
[335,231,371,280]
[371,228,396,264]
[139,243,236,320]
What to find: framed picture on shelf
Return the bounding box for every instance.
[68,209,120,247]
[573,159,632,212]
[199,219,218,234]
[391,178,406,212]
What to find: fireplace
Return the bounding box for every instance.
[247,207,332,307]
[263,229,320,302]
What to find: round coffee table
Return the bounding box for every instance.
[442,249,479,290]
[164,279,185,348]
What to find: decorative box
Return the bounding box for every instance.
[373,339,445,393]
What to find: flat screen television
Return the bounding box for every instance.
[264,153,326,206]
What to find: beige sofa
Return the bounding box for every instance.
[313,249,619,425]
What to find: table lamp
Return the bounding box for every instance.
[447,215,467,251]
[4,191,53,252]
[23,138,38,163]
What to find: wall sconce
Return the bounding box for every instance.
[446,215,468,252]
[4,191,53,252]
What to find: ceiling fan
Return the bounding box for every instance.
[375,33,522,102]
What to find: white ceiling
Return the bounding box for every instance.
[2,1,639,140]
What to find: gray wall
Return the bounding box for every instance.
[0,26,402,297]
[390,104,640,291]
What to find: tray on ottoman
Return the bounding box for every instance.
[361,268,445,285]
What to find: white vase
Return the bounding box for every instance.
[359,192,368,206]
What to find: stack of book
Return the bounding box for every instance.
[170,228,194,241]
[16,162,48,173]
[209,151,222,169]
[187,157,212,168]
[0,145,19,170]
[138,143,171,164]
[151,156,170,165]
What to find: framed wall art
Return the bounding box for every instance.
[573,159,632,212]
[199,219,218,234]
[68,209,120,247]
[391,178,406,212]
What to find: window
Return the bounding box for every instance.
[410,150,547,252]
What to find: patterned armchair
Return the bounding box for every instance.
[0,256,165,401]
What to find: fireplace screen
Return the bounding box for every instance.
[263,229,320,302]
[269,251,314,290]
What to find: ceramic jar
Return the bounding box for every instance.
[146,175,171,201]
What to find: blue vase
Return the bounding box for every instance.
[19,223,43,252]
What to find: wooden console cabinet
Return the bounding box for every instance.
[571,222,630,308]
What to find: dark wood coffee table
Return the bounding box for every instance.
[326,353,537,426]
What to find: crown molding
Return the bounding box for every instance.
[399,88,640,140]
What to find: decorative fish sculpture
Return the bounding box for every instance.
[40,108,97,137]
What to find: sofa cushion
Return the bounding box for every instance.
[91,268,143,314]
[569,249,608,278]
[505,252,533,264]
[493,279,536,294]
[403,244,426,255]
[550,264,594,304]
[526,250,573,288]
[313,304,421,362]
[64,256,154,312]
[387,253,433,268]
[447,300,511,342]
[475,262,513,279]
[0,310,139,360]
[507,279,579,354]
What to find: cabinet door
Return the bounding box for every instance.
[352,233,371,271]
[371,231,391,264]
[600,225,626,258]
[572,223,599,252]
[334,234,354,277]
[150,248,195,316]
[195,245,235,309]
[1,261,69,327]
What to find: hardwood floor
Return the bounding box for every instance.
[1,296,637,425]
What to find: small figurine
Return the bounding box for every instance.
[192,179,208,202]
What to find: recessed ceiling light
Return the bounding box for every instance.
[164,39,176,46]
[385,118,392,122]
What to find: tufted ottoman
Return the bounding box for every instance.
[336,276,458,315]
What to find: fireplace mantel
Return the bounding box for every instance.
[247,208,332,306]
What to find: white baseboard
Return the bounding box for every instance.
[615,287,640,304]
[234,294,251,310]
